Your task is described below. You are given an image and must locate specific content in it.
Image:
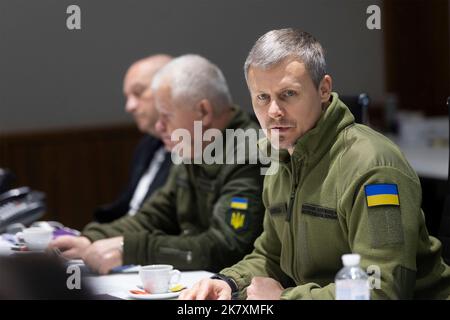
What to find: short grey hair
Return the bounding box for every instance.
[244,28,327,88]
[151,54,232,112]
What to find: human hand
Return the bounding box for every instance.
[246,277,284,300]
[47,235,91,259]
[179,279,232,300]
[82,236,124,275]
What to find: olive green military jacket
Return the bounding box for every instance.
[221,93,450,299]
[82,107,265,272]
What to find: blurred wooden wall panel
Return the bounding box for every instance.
[0,125,142,230]
[383,0,450,115]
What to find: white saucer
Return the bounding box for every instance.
[127,291,180,300]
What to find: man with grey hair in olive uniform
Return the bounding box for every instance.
[180,28,450,300]
[49,54,265,275]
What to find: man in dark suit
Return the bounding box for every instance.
[94,54,173,223]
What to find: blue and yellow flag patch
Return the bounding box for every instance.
[364,183,400,207]
[230,197,248,210]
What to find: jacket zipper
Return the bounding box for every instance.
[288,158,305,283]
[286,159,302,222]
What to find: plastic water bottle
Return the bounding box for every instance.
[335,253,370,300]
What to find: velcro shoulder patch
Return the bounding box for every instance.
[365,183,400,207]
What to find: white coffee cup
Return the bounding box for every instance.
[17,227,53,251]
[139,264,181,294]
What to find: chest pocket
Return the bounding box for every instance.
[176,176,196,223]
[196,177,217,194]
[176,177,190,189]
[195,177,218,227]
[268,203,288,229]
[296,203,345,282]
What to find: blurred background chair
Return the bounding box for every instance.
[340,93,370,124]
[0,169,15,194]
[438,96,450,264]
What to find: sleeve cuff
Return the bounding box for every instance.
[210,274,238,292]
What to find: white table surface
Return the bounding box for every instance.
[85,268,213,299]
[397,145,448,180]
[385,135,448,180]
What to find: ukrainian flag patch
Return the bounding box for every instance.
[365,183,400,207]
[230,197,248,210]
